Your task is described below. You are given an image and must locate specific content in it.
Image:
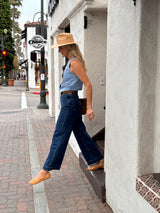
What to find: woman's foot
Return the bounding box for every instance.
[88,159,104,171]
[29,169,51,185]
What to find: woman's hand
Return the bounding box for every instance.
[86,108,95,121]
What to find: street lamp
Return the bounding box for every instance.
[4,29,7,35]
[25,0,48,108]
[37,0,48,109]
[1,29,7,86]
[26,60,29,91]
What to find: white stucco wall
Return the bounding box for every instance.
[137,0,159,175]
[48,31,55,117]
[53,34,63,122]
[154,1,160,172]
[83,10,107,136]
[49,0,83,35]
[105,0,157,213]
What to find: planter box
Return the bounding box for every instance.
[8,79,14,86]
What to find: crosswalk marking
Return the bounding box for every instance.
[21,92,27,109]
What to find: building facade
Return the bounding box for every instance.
[47,0,160,212]
[47,0,107,154]
[21,22,48,89]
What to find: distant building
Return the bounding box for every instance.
[21,21,48,88]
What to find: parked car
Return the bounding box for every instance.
[0,76,2,85]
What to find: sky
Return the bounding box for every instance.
[19,0,47,29]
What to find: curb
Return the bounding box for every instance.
[33,92,49,95]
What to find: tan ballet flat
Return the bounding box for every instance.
[29,169,51,185]
[88,159,104,171]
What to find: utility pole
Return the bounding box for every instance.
[37,0,49,109]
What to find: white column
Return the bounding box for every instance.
[105,0,157,212]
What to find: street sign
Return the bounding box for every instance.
[41,74,45,81]
[28,35,47,49]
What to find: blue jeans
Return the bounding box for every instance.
[43,92,103,171]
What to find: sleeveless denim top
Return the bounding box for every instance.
[60,58,83,93]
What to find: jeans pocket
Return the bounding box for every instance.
[61,94,71,107]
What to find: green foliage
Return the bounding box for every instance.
[10,0,23,58]
[13,55,19,70]
[0,0,15,78]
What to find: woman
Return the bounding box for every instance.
[29,33,104,185]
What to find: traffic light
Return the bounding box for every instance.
[3,64,6,69]
[31,51,37,62]
[2,50,7,57]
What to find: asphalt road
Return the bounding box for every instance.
[0,80,48,112]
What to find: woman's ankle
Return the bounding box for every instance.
[40,169,48,174]
[100,158,104,164]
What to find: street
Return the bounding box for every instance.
[0,80,42,112]
[0,81,113,213]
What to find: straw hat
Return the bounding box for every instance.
[51,33,80,48]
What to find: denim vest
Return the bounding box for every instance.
[60,58,83,93]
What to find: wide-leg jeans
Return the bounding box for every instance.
[43,92,103,171]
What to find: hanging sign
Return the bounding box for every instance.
[28,35,47,49]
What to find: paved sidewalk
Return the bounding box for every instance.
[0,84,113,213]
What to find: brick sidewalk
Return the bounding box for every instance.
[0,90,113,212]
[0,109,34,213]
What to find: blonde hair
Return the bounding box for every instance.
[66,44,87,72]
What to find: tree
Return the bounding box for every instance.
[10,0,23,58]
[0,0,15,78]
[13,55,19,71]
